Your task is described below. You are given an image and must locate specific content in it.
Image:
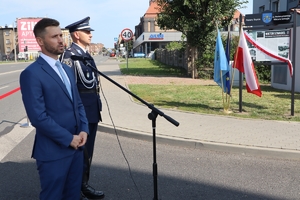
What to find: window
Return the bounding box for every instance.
[5,31,9,36]
[6,39,10,44]
[272,1,279,12]
[259,6,265,13]
[6,47,11,52]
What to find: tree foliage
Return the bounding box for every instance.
[166,34,186,51]
[156,0,247,45]
[155,0,248,78]
[166,41,185,51]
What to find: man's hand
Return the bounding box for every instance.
[78,131,88,147]
[70,131,88,149]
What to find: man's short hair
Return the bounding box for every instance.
[33,18,60,38]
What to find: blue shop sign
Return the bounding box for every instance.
[149,33,164,40]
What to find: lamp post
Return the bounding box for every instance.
[12,22,17,62]
[24,39,27,61]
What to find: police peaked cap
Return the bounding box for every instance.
[65,16,94,33]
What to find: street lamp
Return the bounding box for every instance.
[12,21,17,62]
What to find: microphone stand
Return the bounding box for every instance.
[82,60,180,200]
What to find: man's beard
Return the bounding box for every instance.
[44,41,64,55]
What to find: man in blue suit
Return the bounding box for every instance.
[20,18,89,200]
[60,17,104,200]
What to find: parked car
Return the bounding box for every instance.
[0,54,7,61]
[110,52,115,57]
[8,53,15,60]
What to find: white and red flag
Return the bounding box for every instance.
[233,29,262,97]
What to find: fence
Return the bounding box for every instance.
[155,49,188,71]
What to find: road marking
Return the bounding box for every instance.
[0,86,9,90]
[0,118,34,162]
[0,69,23,76]
[0,87,20,100]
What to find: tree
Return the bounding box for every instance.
[156,0,248,78]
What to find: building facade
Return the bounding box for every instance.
[0,22,103,60]
[131,1,245,57]
[132,0,184,56]
[0,26,17,60]
[88,43,104,55]
[253,0,300,13]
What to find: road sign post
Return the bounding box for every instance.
[120,28,133,70]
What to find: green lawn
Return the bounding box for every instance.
[119,58,186,76]
[119,58,300,121]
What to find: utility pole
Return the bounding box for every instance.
[12,21,17,62]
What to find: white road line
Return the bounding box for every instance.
[0,118,34,162]
[0,86,9,90]
[0,69,23,76]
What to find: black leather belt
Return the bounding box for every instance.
[78,88,98,93]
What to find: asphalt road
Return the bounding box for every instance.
[0,62,28,137]
[1,128,300,200]
[0,56,108,137]
[1,56,300,200]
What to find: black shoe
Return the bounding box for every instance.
[81,192,89,200]
[82,183,105,199]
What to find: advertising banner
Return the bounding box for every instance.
[17,18,42,52]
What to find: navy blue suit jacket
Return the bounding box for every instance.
[20,56,89,161]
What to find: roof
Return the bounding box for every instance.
[144,1,160,18]
[234,10,243,18]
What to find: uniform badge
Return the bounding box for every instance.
[62,58,73,67]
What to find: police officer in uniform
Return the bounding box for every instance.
[60,17,104,200]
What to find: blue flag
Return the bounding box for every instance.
[214,29,230,94]
[224,31,231,94]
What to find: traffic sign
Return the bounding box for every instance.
[120,28,133,41]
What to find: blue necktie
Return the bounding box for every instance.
[55,61,72,100]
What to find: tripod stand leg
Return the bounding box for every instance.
[148,111,159,200]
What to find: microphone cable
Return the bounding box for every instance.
[97,59,143,200]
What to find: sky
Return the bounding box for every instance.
[0,0,253,48]
[239,0,253,15]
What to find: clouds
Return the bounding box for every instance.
[0,0,149,47]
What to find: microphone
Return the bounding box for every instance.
[70,55,93,61]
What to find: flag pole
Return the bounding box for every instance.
[215,22,228,112]
[220,70,226,109]
[223,24,232,113]
[228,14,243,112]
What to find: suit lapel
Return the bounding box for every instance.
[38,57,73,102]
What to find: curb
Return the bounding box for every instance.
[98,123,300,161]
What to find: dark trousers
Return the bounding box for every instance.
[37,150,83,200]
[83,122,98,183]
